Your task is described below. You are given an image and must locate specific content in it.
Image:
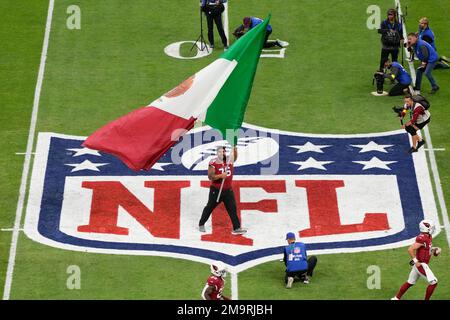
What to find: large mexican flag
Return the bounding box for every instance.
[83,16,270,171]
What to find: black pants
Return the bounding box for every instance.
[205,7,227,47]
[284,256,318,283]
[389,82,410,96]
[199,187,240,230]
[263,30,278,48]
[379,48,399,71]
[405,117,431,136]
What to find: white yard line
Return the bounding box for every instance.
[395,0,450,246]
[424,148,446,152]
[3,0,55,300]
[231,272,238,300]
[223,1,229,46]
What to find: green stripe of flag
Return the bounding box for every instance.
[204,15,271,144]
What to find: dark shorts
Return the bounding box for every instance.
[405,117,431,136]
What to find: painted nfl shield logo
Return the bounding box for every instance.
[24,123,439,272]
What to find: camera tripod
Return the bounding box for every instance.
[191,6,210,53]
[396,4,408,65]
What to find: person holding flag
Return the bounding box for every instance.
[198,146,247,235]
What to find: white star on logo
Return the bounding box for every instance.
[67,147,101,157]
[65,160,109,172]
[290,157,334,171]
[151,163,172,171]
[351,141,393,153]
[289,142,331,154]
[353,157,397,170]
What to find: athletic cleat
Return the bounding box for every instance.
[302,276,310,284]
[408,147,418,154]
[391,297,399,300]
[286,277,294,289]
[417,140,426,149]
[231,228,247,235]
[199,225,206,232]
[441,55,450,63]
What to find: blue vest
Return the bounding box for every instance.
[250,17,272,32]
[419,27,436,50]
[284,242,308,272]
[391,62,412,85]
[414,39,439,63]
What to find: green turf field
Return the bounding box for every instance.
[1,0,449,299]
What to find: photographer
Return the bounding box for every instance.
[382,60,412,96]
[201,0,228,50]
[418,17,450,70]
[406,33,440,94]
[378,8,403,71]
[396,95,430,153]
[237,16,286,48]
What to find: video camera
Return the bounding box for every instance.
[373,72,385,94]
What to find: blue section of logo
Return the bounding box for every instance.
[36,126,425,266]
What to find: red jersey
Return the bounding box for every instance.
[202,275,225,300]
[415,233,432,264]
[209,157,234,190]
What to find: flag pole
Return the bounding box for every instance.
[216,146,233,202]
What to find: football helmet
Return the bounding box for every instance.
[210,261,227,278]
[419,219,435,234]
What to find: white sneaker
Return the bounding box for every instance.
[231,228,247,235]
[414,90,421,95]
[286,277,294,289]
[390,297,399,300]
[276,39,289,47]
[199,225,206,232]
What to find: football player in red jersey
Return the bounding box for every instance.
[392,219,442,300]
[201,261,231,300]
[198,146,247,235]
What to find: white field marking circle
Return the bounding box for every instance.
[164,41,213,60]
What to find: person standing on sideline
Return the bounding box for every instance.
[392,220,441,300]
[198,146,247,235]
[406,32,440,94]
[377,8,403,71]
[418,17,450,70]
[201,0,228,50]
[283,232,317,288]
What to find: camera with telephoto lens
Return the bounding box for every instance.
[373,72,385,94]
[392,105,406,117]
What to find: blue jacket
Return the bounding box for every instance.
[391,62,412,85]
[419,27,436,50]
[248,17,272,32]
[414,39,439,63]
[201,0,227,6]
[284,242,308,272]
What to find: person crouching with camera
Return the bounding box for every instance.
[401,95,430,153]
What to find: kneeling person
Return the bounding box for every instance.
[384,60,412,96]
[284,232,317,288]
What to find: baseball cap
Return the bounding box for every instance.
[285,232,296,240]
